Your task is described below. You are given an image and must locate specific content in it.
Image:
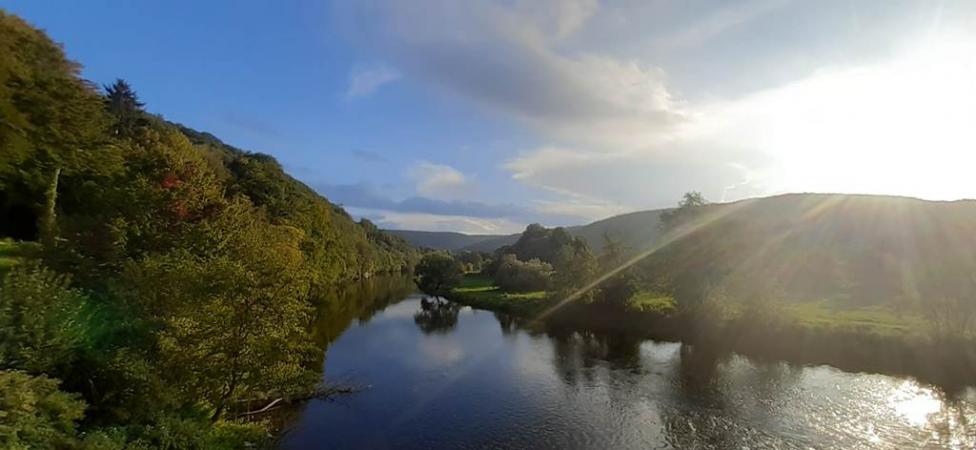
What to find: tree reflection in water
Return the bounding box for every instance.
[548,329,644,387]
[414,297,462,334]
[494,311,518,335]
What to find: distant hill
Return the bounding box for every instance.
[460,233,521,252]
[566,209,668,253]
[386,230,514,251]
[387,208,671,253]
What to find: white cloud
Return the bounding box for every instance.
[408,162,475,201]
[335,1,976,232]
[654,0,790,51]
[504,33,976,209]
[346,64,401,97]
[532,198,631,223]
[505,144,766,213]
[336,0,686,150]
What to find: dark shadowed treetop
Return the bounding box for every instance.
[104,79,145,137]
[414,253,462,296]
[500,223,591,265]
[660,191,709,231]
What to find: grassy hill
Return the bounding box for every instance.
[645,193,976,307]
[566,208,668,253]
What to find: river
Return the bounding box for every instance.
[277,276,976,449]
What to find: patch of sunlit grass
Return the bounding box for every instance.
[780,300,927,336]
[454,275,498,294]
[627,291,676,314]
[449,274,549,315]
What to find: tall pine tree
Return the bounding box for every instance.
[104,79,145,137]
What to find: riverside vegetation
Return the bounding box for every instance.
[417,192,976,390]
[0,11,418,449]
[5,6,976,448]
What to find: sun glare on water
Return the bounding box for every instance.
[889,380,943,427]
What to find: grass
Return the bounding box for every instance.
[780,300,928,336]
[627,291,676,314]
[452,275,929,339]
[449,274,550,315]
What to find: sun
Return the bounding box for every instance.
[752,34,976,200]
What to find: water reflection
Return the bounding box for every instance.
[414,297,462,334]
[281,291,976,449]
[308,274,416,349]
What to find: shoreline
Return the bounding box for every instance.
[444,287,976,394]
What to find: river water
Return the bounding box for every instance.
[278,277,976,449]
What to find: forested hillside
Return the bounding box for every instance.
[386,229,509,251]
[0,10,416,448]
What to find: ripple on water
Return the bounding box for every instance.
[280,296,976,449]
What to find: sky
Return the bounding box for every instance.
[4,0,975,234]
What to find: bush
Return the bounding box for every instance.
[0,370,86,450]
[494,254,553,292]
[0,264,90,374]
[75,416,271,450]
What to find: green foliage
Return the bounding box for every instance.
[550,240,598,298]
[414,253,463,296]
[455,250,485,272]
[627,292,676,314]
[75,415,271,450]
[0,10,113,241]
[659,191,708,231]
[448,275,549,316]
[489,223,596,298]
[103,79,146,138]
[0,10,420,446]
[117,200,318,420]
[0,264,90,374]
[0,370,86,450]
[0,240,37,275]
[500,223,588,265]
[493,254,553,292]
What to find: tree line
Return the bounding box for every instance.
[0,10,417,449]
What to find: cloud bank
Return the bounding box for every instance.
[330,0,976,231]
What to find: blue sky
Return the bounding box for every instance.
[5,1,975,233]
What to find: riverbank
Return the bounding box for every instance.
[445,274,976,391]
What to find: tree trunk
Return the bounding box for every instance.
[211,384,234,423]
[40,167,60,246]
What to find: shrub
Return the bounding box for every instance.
[0,264,90,374]
[494,254,553,292]
[0,370,86,450]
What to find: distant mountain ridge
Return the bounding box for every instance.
[385,207,671,253]
[384,230,515,251]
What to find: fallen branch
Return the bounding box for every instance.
[239,398,283,416]
[232,383,366,418]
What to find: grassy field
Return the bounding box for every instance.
[626,291,676,314]
[449,275,550,315]
[453,275,928,338]
[780,300,927,336]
